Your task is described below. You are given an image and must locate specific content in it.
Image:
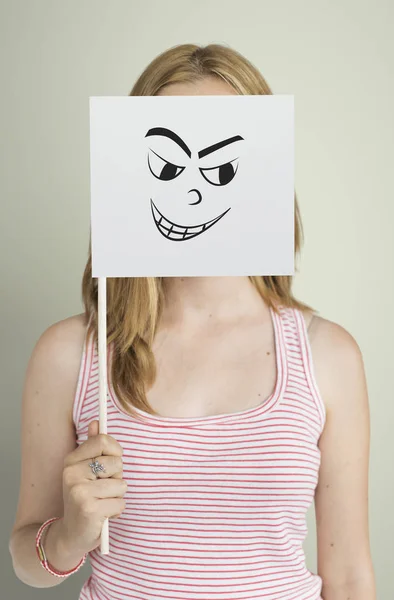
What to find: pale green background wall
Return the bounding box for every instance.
[1,0,393,598]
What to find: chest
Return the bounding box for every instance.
[145,319,277,418]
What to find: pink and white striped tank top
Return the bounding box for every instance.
[73,305,326,600]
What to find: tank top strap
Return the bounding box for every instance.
[276,304,326,432]
[276,304,306,363]
[72,313,98,431]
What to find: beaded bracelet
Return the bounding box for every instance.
[35,517,87,578]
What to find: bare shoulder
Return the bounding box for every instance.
[304,311,362,358]
[301,310,367,414]
[27,313,89,421]
[36,312,87,349]
[33,313,88,368]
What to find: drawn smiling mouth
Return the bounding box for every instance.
[150,199,231,241]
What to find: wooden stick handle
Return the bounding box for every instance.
[98,277,109,555]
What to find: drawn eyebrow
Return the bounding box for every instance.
[145,127,191,158]
[198,135,244,159]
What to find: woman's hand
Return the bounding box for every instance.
[58,420,127,556]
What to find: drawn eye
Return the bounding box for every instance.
[147,149,185,181]
[199,159,239,186]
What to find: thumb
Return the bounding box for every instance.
[88,420,99,438]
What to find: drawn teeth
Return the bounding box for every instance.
[150,200,229,241]
[152,203,200,237]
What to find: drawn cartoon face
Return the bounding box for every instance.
[145,127,244,241]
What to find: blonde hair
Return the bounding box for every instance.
[82,43,311,417]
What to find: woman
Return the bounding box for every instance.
[9,44,375,600]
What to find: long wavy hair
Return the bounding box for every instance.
[82,43,311,417]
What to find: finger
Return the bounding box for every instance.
[90,477,127,499]
[81,455,123,481]
[96,498,127,519]
[88,420,99,438]
[109,470,124,480]
[63,458,124,488]
[64,433,123,467]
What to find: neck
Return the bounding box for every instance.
[160,276,269,328]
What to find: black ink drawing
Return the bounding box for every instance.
[145,127,244,241]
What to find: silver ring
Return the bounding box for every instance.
[89,458,105,477]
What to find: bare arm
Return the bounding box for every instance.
[9,314,88,588]
[309,316,376,599]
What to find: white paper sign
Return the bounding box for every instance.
[89,95,294,277]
